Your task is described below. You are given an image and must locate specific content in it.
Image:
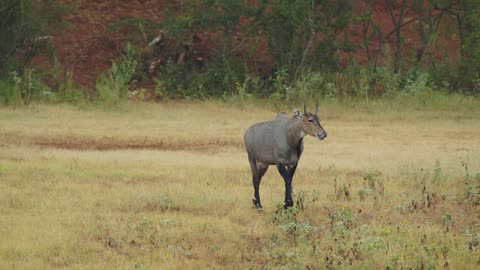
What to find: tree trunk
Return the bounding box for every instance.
[456,0,480,93]
[386,0,408,74]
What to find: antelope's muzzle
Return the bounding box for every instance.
[317,131,327,140]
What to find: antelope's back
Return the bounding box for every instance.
[244,115,290,163]
[245,121,276,160]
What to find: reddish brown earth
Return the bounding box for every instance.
[49,0,460,91]
[52,0,177,90]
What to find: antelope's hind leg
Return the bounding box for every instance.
[249,157,268,209]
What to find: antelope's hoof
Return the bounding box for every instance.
[252,198,263,209]
[283,202,294,210]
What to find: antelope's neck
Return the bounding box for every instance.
[286,118,305,147]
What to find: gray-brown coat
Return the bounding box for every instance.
[244,104,327,209]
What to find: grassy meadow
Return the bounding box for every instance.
[1,99,480,269]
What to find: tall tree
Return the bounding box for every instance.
[0,0,64,78]
[433,0,480,92]
[385,0,409,74]
[265,0,354,75]
[455,0,480,93]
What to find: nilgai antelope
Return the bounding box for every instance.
[244,102,327,209]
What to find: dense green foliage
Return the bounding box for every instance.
[139,0,480,101]
[0,0,63,75]
[457,0,480,94]
[0,0,64,104]
[0,0,479,105]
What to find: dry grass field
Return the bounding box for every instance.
[1,101,479,269]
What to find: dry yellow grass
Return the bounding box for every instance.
[0,101,479,269]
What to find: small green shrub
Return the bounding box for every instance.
[354,68,370,101]
[465,229,480,251]
[460,160,480,206]
[11,69,33,105]
[155,59,191,98]
[363,170,384,195]
[219,74,260,105]
[464,175,480,206]
[201,52,247,97]
[10,68,60,105]
[441,214,454,232]
[404,69,432,96]
[56,86,85,105]
[153,78,168,100]
[373,66,400,97]
[96,43,138,106]
[427,51,458,92]
[133,193,180,213]
[0,80,17,104]
[432,160,447,184]
[358,188,369,201]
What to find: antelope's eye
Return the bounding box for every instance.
[308,119,313,123]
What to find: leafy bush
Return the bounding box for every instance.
[197,52,246,97]
[0,80,16,104]
[103,0,477,100]
[0,69,86,106]
[11,69,33,105]
[404,68,432,96]
[96,44,138,105]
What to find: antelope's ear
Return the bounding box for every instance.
[293,109,303,118]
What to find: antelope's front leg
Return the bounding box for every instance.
[285,164,297,208]
[276,163,293,209]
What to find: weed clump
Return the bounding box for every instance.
[94,217,161,253]
[132,193,180,213]
[461,160,480,206]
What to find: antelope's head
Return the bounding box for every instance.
[294,101,327,140]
